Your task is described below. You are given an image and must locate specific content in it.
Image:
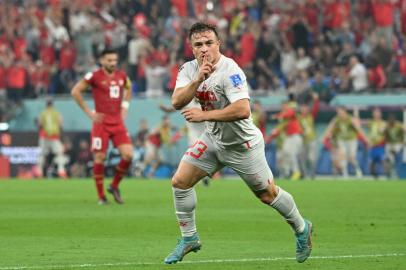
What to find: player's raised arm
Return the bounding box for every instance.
[172,41,216,110]
[71,79,103,123]
[171,66,208,110]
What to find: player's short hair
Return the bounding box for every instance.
[46,98,53,107]
[188,22,219,40]
[100,48,118,58]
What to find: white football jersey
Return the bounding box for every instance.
[175,55,261,146]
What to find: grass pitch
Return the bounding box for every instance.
[0,179,405,270]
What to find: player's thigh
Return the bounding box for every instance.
[39,139,51,156]
[308,140,317,162]
[144,142,158,161]
[348,139,358,159]
[91,124,109,153]
[180,132,221,178]
[111,124,132,149]
[289,134,303,155]
[51,140,64,155]
[337,140,347,159]
[224,139,273,192]
[371,146,385,163]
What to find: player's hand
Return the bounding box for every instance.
[88,111,104,123]
[196,55,215,82]
[182,108,206,122]
[121,108,128,120]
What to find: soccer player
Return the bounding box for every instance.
[384,114,405,178]
[164,22,312,264]
[324,107,366,178]
[266,101,304,180]
[298,93,320,179]
[37,99,67,178]
[361,108,386,178]
[71,49,133,205]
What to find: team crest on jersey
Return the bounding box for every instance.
[202,83,208,91]
[119,79,124,86]
[229,74,243,87]
[195,90,217,101]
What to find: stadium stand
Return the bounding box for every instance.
[0,0,405,178]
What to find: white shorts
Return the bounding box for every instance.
[182,132,273,191]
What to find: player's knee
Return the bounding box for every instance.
[121,152,133,161]
[171,175,190,189]
[94,153,106,163]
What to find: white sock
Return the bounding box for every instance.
[173,187,197,237]
[270,187,306,234]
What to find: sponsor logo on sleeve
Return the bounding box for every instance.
[229,74,243,88]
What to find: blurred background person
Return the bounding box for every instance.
[267,100,303,180]
[324,107,367,178]
[361,108,386,178]
[298,93,320,179]
[384,114,405,179]
[36,99,67,178]
[70,139,92,178]
[132,118,149,177]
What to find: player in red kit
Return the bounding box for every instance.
[71,49,133,205]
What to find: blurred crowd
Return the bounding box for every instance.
[1,0,406,122]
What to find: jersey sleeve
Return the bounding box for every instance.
[174,63,191,89]
[84,71,95,86]
[223,64,250,103]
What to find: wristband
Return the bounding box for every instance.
[121,100,130,109]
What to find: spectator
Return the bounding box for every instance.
[70,139,92,177]
[310,70,333,103]
[281,43,297,79]
[145,58,168,98]
[348,55,368,92]
[36,99,67,178]
[6,60,27,105]
[371,0,394,46]
[295,47,312,72]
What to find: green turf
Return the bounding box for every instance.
[0,179,405,270]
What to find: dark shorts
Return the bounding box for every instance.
[370,145,385,163]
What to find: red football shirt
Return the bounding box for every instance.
[84,68,128,125]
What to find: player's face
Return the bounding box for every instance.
[101,53,118,73]
[190,30,220,65]
[337,108,347,119]
[300,105,309,115]
[373,109,381,120]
